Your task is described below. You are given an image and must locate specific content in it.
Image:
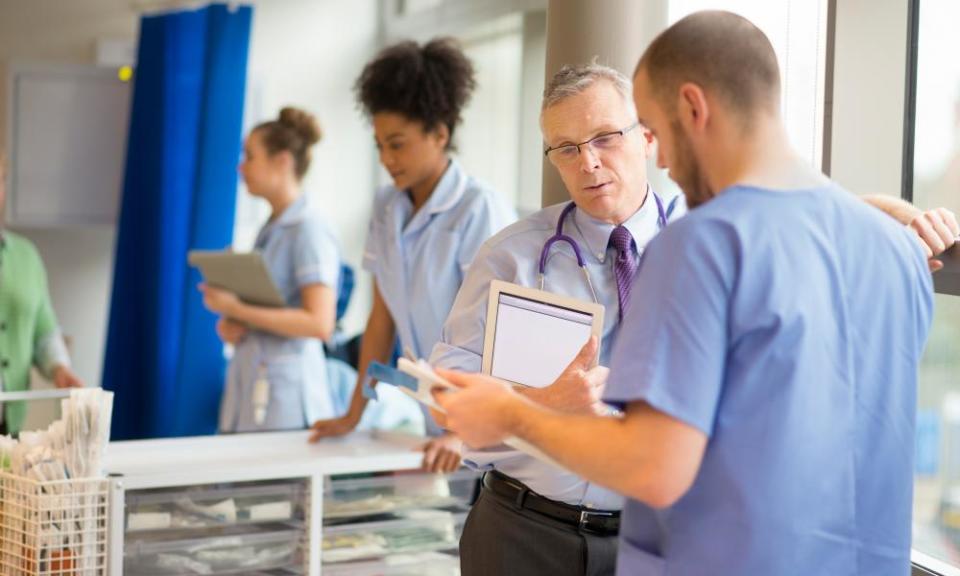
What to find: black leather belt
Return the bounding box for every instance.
[482,470,620,536]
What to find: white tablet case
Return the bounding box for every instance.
[482,280,604,388]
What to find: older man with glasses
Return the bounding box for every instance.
[429,62,683,576]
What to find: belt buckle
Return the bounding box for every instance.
[578,510,616,535]
[578,510,591,532]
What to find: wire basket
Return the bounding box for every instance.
[0,471,110,575]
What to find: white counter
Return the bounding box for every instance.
[103,430,447,575]
[105,429,426,490]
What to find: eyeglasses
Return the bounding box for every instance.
[544,121,640,166]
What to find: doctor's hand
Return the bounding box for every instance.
[521,336,609,415]
[199,283,242,316]
[908,207,959,272]
[308,414,359,443]
[52,365,83,389]
[216,318,248,344]
[419,433,463,473]
[433,369,522,449]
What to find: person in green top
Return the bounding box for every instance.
[0,153,82,435]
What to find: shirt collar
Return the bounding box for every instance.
[425,159,466,215]
[273,194,309,228]
[572,184,656,264]
[256,195,308,247]
[397,159,467,235]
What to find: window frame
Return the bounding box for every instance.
[906,0,960,571]
[901,0,960,297]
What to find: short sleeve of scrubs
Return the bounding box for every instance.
[33,253,59,342]
[362,233,375,274]
[455,195,509,274]
[362,188,392,274]
[293,219,340,289]
[603,217,735,436]
[428,241,504,373]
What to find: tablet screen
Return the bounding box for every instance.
[489,293,594,388]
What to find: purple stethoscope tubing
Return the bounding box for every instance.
[537,191,667,302]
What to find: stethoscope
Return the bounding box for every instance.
[537,190,667,303]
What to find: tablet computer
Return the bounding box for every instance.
[188,250,286,307]
[482,280,604,388]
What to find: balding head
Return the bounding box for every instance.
[636,10,780,122]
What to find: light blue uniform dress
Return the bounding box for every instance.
[363,159,516,434]
[220,195,341,433]
[430,188,685,508]
[603,184,934,575]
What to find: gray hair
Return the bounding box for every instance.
[541,62,636,116]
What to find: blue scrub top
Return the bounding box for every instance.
[363,159,515,434]
[604,184,934,575]
[430,188,685,509]
[220,195,341,433]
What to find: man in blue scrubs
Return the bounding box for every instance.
[436,11,946,575]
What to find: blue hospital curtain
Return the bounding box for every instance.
[103,4,253,440]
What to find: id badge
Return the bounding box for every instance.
[252,365,270,425]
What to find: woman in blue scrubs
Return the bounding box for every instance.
[201,107,341,433]
[308,38,515,472]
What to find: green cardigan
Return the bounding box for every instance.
[0,231,64,433]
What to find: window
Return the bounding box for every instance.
[649,0,829,199]
[457,14,524,209]
[668,0,828,165]
[907,0,960,569]
[909,1,960,218]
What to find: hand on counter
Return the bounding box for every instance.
[419,433,463,474]
[309,414,359,442]
[908,207,959,272]
[52,364,83,388]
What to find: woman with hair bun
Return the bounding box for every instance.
[309,38,515,472]
[200,106,342,433]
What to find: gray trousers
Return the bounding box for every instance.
[460,486,618,576]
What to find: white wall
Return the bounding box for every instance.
[457,14,523,209]
[518,10,546,213]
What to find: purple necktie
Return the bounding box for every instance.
[610,225,638,321]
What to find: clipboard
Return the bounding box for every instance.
[188,250,286,307]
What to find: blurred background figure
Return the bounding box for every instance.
[200,108,341,433]
[0,152,83,436]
